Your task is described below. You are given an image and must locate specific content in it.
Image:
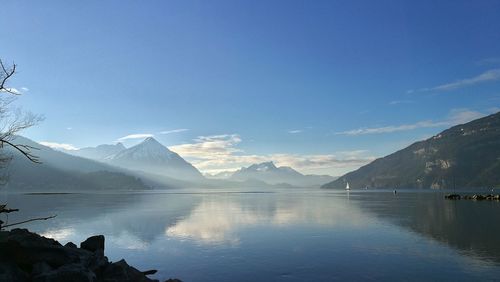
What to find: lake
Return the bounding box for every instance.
[2,189,500,281]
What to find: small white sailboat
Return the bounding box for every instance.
[345,182,350,191]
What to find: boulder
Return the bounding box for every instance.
[85,249,109,273]
[444,194,461,200]
[142,269,157,275]
[102,259,158,282]
[1,229,90,268]
[0,229,177,282]
[65,242,77,249]
[0,261,28,282]
[80,235,105,253]
[32,261,53,276]
[32,263,96,282]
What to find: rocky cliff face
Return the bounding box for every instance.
[323,111,500,189]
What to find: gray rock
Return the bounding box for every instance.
[85,249,109,273]
[32,263,96,282]
[81,235,105,253]
[142,269,157,275]
[102,259,158,282]
[32,261,53,276]
[1,229,176,282]
[0,261,28,282]
[444,194,460,200]
[2,231,88,268]
[65,242,77,249]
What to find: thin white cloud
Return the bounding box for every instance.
[39,141,79,151]
[21,87,29,92]
[336,108,487,136]
[170,134,373,176]
[477,57,500,65]
[446,108,485,125]
[389,100,414,105]
[336,120,447,136]
[117,133,154,141]
[159,128,189,134]
[410,69,500,93]
[66,127,72,130]
[432,69,500,91]
[288,130,302,134]
[170,134,243,159]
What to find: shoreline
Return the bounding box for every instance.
[0,228,181,282]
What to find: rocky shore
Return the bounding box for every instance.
[0,228,181,282]
[444,194,500,200]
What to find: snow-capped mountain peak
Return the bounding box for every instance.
[111,137,175,161]
[230,161,335,187]
[247,161,277,172]
[106,137,203,181]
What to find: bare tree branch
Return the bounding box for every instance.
[0,60,19,95]
[2,215,57,228]
[0,139,40,163]
[0,59,43,171]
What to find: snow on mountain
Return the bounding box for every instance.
[230,161,335,187]
[106,137,203,182]
[205,171,236,179]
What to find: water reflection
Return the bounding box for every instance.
[3,190,500,281]
[165,193,370,245]
[2,192,201,246]
[352,191,500,263]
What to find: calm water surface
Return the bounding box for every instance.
[2,189,500,281]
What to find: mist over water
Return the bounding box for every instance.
[3,189,500,281]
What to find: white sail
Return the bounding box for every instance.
[346,182,350,190]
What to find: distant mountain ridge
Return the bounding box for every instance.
[1,136,150,191]
[322,111,500,189]
[228,161,335,187]
[66,143,126,160]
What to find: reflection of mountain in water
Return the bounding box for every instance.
[4,193,201,245]
[165,193,370,244]
[7,191,500,267]
[352,192,500,263]
[5,192,370,246]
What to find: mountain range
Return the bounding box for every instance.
[64,137,203,183]
[322,111,500,189]
[1,136,150,191]
[209,161,336,187]
[67,143,126,160]
[2,136,334,191]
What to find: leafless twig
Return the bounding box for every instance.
[2,215,57,228]
[0,60,19,95]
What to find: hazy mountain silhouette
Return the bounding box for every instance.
[66,143,126,160]
[0,136,150,191]
[228,161,335,187]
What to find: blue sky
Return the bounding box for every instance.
[1,0,500,175]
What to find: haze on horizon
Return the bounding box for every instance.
[1,0,500,176]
